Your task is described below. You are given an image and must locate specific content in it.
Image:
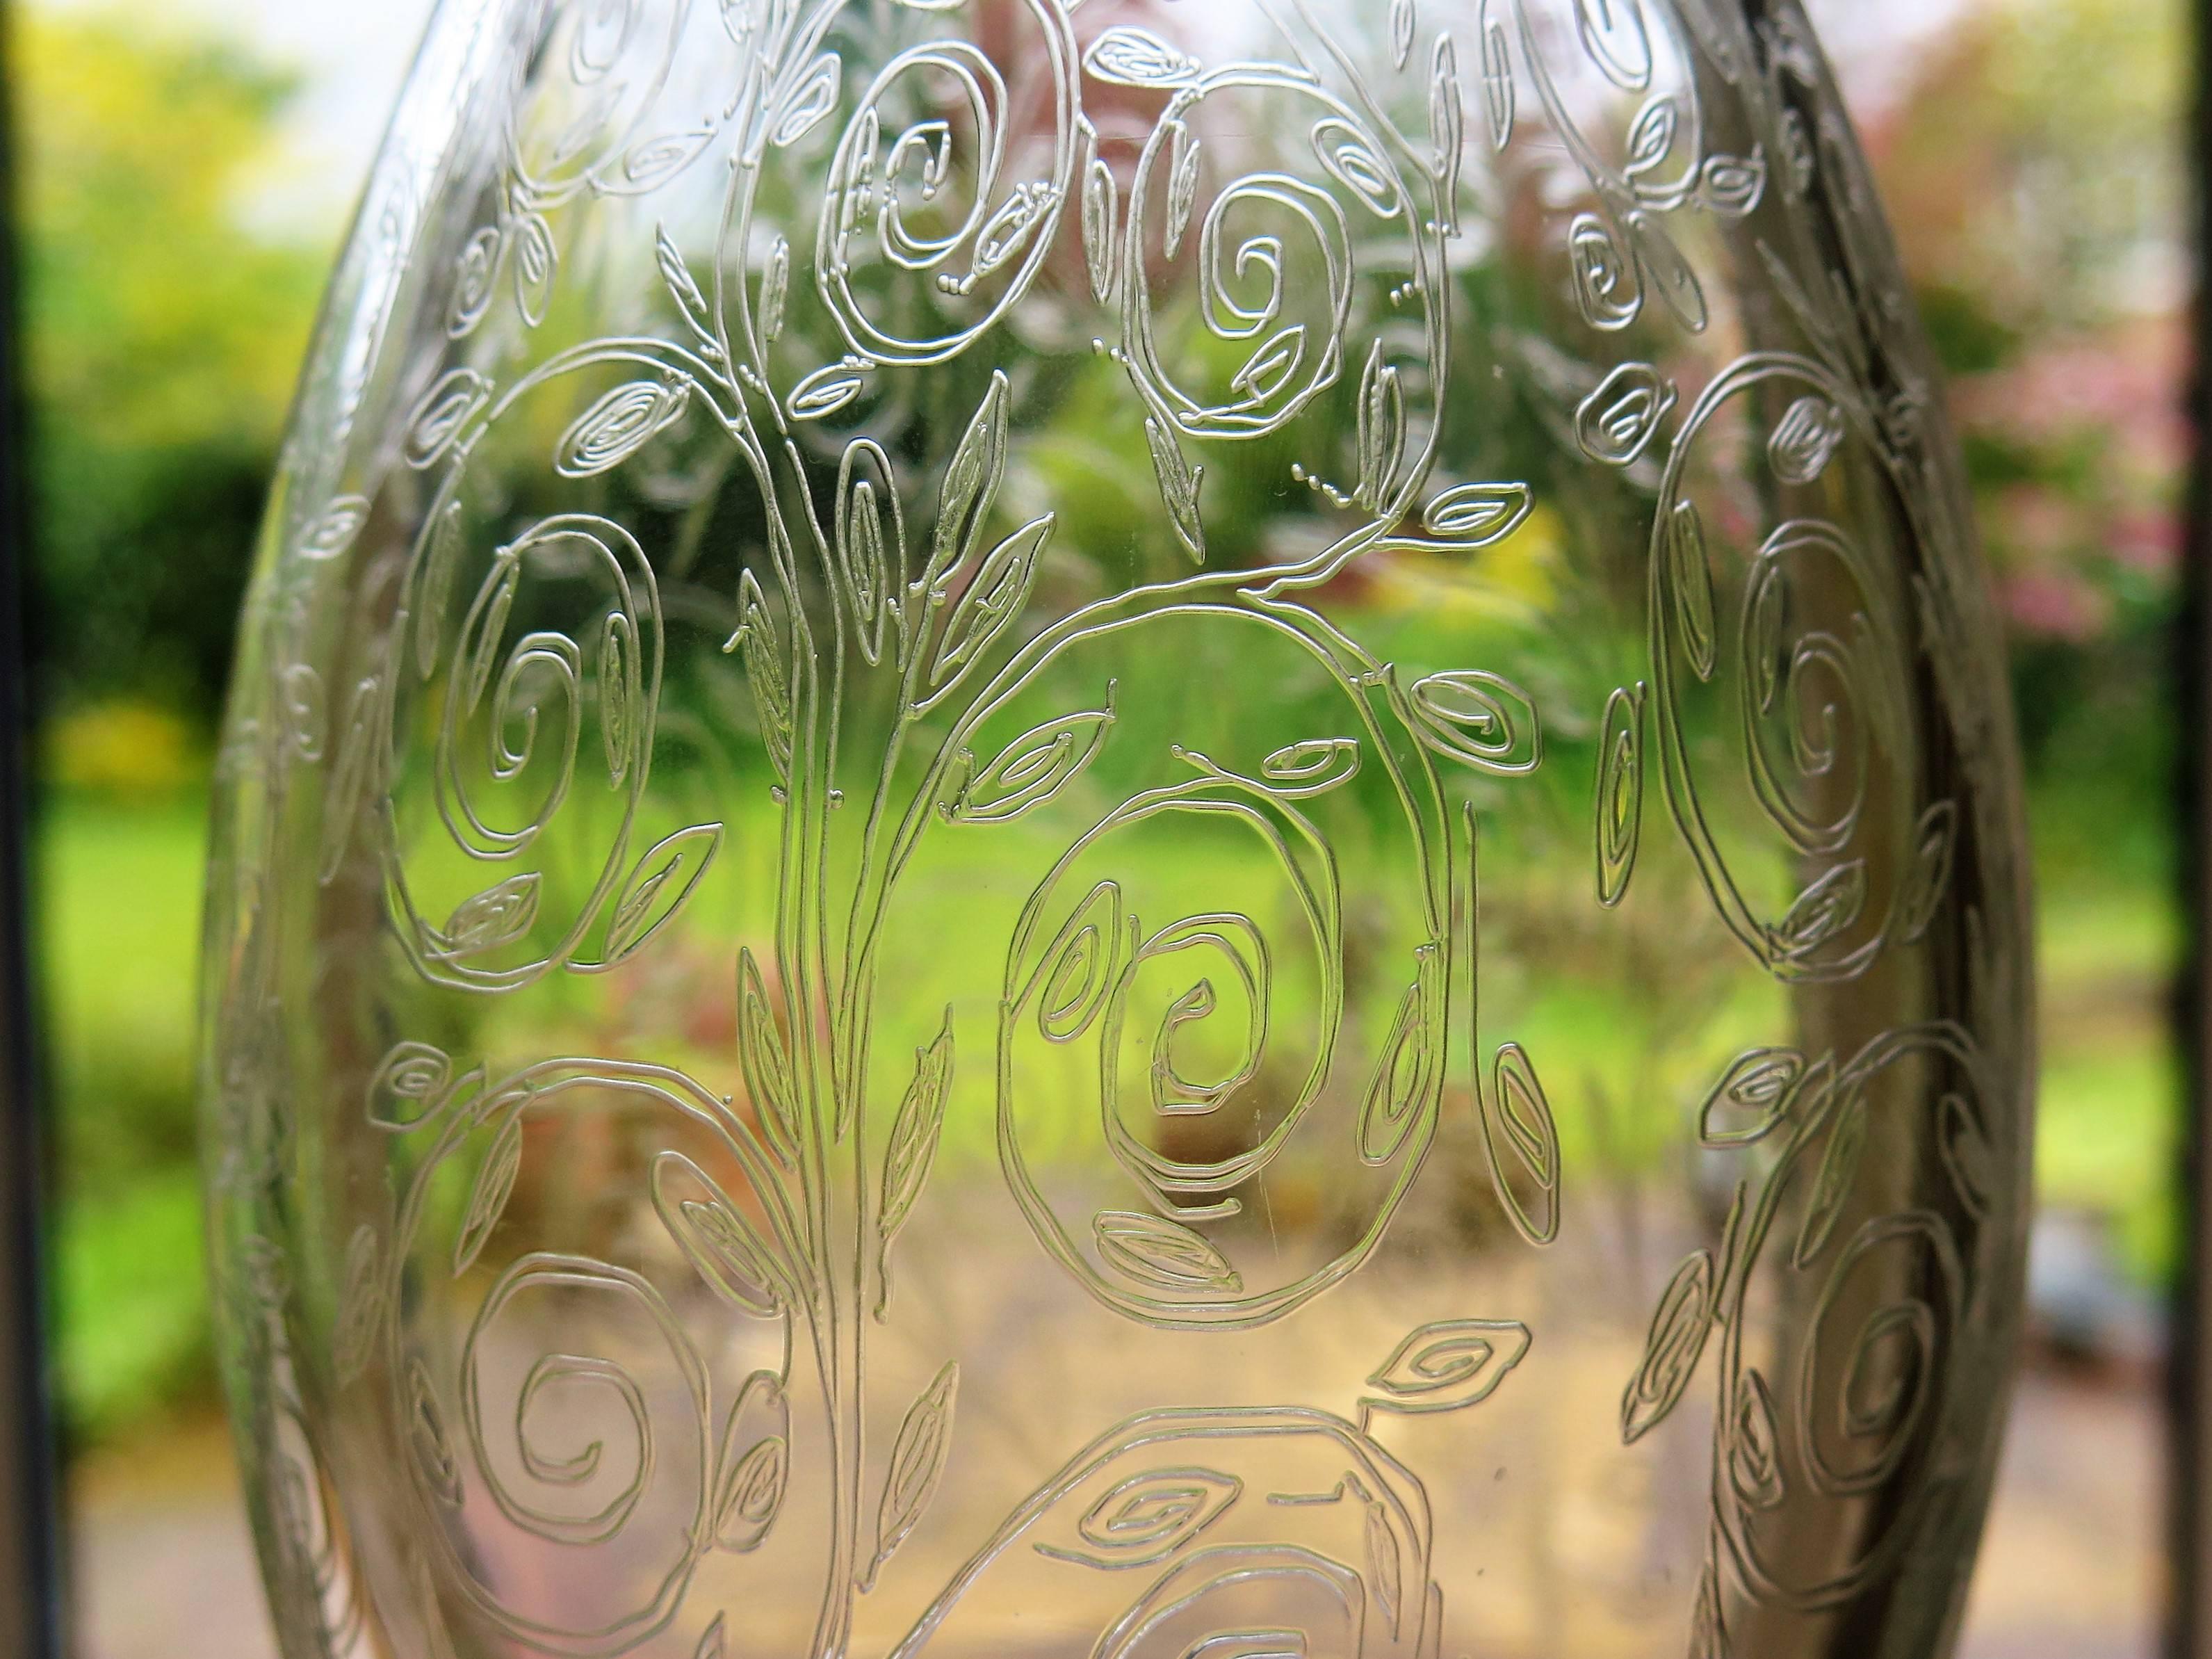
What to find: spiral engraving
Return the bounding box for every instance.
[813,1,1080,374]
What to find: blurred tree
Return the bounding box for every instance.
[1868,0,2187,1283]
[18,11,320,725]
[16,13,326,1438]
[1871,0,2183,855]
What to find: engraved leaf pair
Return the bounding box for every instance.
[914,374,1057,706]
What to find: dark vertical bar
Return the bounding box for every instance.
[2177,0,2212,1652]
[0,0,58,1654]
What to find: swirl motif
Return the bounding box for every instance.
[361,342,742,990]
[448,0,744,334]
[890,1406,1442,1659]
[989,606,1452,1329]
[374,1056,802,1659]
[812,1,1080,371]
[381,508,665,989]
[1620,1023,1999,1637]
[1115,64,1446,519]
[1705,1025,1990,1612]
[1647,353,1937,982]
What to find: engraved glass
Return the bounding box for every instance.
[199,2,2035,1656]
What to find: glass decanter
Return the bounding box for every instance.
[200,1,2035,1656]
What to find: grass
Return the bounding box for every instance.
[36,792,215,1439]
[2034,863,2182,1279]
[31,779,2188,1439]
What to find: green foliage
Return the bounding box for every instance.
[19,12,323,718]
[36,795,213,1440]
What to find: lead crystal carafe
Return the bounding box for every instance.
[200,1,2035,1655]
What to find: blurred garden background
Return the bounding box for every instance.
[10,0,2190,1654]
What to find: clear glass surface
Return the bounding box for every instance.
[199,2,2035,1655]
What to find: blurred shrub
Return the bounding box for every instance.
[17,13,323,1440]
[19,10,321,724]
[44,699,200,800]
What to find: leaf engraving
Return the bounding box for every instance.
[773,52,843,147]
[656,225,719,353]
[1431,33,1465,223]
[406,368,491,467]
[1083,26,1201,88]
[759,234,790,346]
[454,1113,521,1276]
[1164,122,1201,258]
[1667,501,1718,681]
[1621,1248,1716,1443]
[1771,860,1868,960]
[1035,1466,1243,1568]
[864,1361,959,1590]
[1259,736,1361,795]
[1577,361,1677,466]
[1896,800,1958,942]
[1730,1368,1786,1511]
[1422,480,1530,544]
[651,1150,790,1317]
[729,569,793,784]
[1360,1318,1531,1426]
[1367,1500,1404,1633]
[596,824,724,966]
[1768,393,1845,483]
[332,1223,384,1384]
[1794,1094,1867,1268]
[950,691,1115,824]
[555,378,689,478]
[1939,1091,1993,1220]
[711,1370,790,1551]
[1479,5,1515,149]
[622,127,714,191]
[1408,670,1540,775]
[836,439,907,667]
[876,1010,954,1318]
[1480,1043,1560,1245]
[790,358,870,421]
[444,873,541,957]
[930,371,1011,586]
[927,514,1055,694]
[1080,124,1119,304]
[1144,415,1206,563]
[1700,149,1767,216]
[1698,1048,1819,1148]
[1355,339,1405,510]
[738,948,802,1167]
[513,212,558,327]
[1391,0,1418,68]
[1093,1210,1242,1294]
[1595,682,1645,906]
